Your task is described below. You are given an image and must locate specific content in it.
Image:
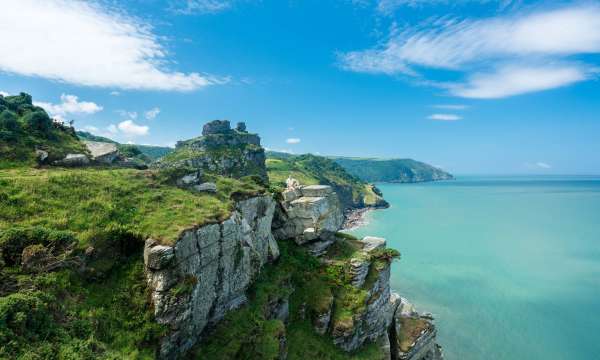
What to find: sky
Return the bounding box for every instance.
[1,0,600,174]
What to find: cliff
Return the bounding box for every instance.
[267,152,389,211]
[0,116,441,360]
[332,157,453,183]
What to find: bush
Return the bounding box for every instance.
[22,110,52,133]
[0,226,76,266]
[4,92,32,113]
[0,291,57,352]
[0,110,18,131]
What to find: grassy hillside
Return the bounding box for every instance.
[76,131,173,161]
[0,93,89,168]
[332,157,453,183]
[0,167,266,359]
[266,152,387,210]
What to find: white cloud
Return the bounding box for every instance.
[107,124,118,134]
[118,120,149,136]
[171,0,232,14]
[0,91,9,97]
[536,162,551,169]
[110,91,121,96]
[433,104,468,110]
[145,107,161,120]
[0,0,220,91]
[340,4,600,98]
[84,125,99,133]
[286,138,301,144]
[117,110,138,119]
[376,0,516,14]
[34,94,103,119]
[428,113,461,121]
[449,65,588,99]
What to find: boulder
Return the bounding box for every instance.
[194,182,217,193]
[53,153,90,167]
[301,185,333,198]
[144,241,175,270]
[35,149,48,163]
[84,141,118,164]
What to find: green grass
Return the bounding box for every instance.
[331,157,453,183]
[0,167,265,246]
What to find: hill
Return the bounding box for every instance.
[332,157,453,183]
[76,131,173,161]
[266,151,388,210]
[0,93,89,168]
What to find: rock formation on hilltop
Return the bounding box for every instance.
[155,120,268,180]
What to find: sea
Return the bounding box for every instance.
[349,176,600,360]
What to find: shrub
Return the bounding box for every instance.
[0,110,18,131]
[0,226,76,266]
[22,110,52,133]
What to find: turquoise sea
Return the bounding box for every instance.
[349,176,600,360]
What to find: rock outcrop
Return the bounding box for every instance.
[272,184,344,247]
[391,298,443,360]
[144,195,279,359]
[84,141,119,164]
[156,120,268,180]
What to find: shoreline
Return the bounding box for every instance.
[342,206,378,231]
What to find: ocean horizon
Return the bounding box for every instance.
[350,175,600,359]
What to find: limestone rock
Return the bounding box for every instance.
[361,236,386,252]
[84,141,119,164]
[144,195,278,359]
[202,119,231,135]
[35,149,48,163]
[273,184,343,246]
[392,298,443,360]
[53,153,90,167]
[236,122,247,132]
[313,295,334,335]
[193,182,217,193]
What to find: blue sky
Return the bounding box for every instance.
[1,0,600,174]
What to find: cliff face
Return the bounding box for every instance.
[144,195,279,359]
[144,180,441,360]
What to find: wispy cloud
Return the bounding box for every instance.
[0,91,9,97]
[286,138,301,144]
[117,110,138,119]
[536,162,551,169]
[428,113,461,121]
[0,0,221,91]
[376,0,517,14]
[145,107,161,120]
[340,4,600,98]
[170,0,233,14]
[433,104,468,110]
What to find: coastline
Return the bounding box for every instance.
[342,206,377,230]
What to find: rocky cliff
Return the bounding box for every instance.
[144,195,279,359]
[144,178,442,359]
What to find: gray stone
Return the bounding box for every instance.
[193,182,217,193]
[301,184,333,197]
[177,172,202,186]
[53,153,90,167]
[84,141,118,164]
[35,149,48,163]
[144,195,279,359]
[236,122,247,132]
[273,184,343,245]
[362,236,386,252]
[144,241,175,270]
[202,120,231,135]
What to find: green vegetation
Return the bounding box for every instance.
[194,241,386,360]
[397,317,432,353]
[0,164,267,359]
[331,157,453,183]
[0,93,89,168]
[266,152,387,210]
[0,168,264,246]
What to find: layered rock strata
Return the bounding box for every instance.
[144,195,278,359]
